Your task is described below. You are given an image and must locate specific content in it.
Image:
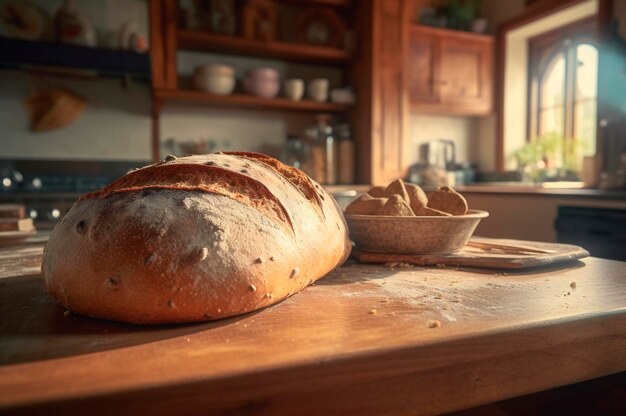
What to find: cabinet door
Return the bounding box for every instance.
[439,35,493,114]
[351,0,408,185]
[408,29,439,104]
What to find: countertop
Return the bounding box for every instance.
[323,184,626,200]
[1,237,625,415]
[455,184,626,200]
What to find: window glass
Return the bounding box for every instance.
[574,43,598,157]
[539,53,566,137]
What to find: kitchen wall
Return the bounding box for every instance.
[408,114,477,167]
[469,0,526,172]
[0,71,152,161]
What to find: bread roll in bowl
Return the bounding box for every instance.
[42,152,351,324]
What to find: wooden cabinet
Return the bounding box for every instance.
[351,0,410,185]
[408,30,438,104]
[409,25,493,115]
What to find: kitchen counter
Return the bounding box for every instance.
[456,184,626,200]
[1,237,625,415]
[324,183,626,200]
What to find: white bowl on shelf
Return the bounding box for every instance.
[193,64,236,95]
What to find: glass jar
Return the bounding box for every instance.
[306,114,338,185]
[280,135,310,174]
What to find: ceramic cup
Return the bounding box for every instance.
[284,78,304,101]
[308,78,329,102]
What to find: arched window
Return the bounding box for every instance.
[574,43,598,156]
[529,18,598,175]
[539,52,566,138]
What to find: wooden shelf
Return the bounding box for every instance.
[0,37,150,79]
[410,24,494,42]
[178,31,353,64]
[280,0,351,6]
[154,89,353,113]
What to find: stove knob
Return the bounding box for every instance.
[1,176,12,191]
[30,177,43,190]
[47,208,62,221]
[1,169,23,191]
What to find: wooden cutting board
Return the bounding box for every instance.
[351,237,589,270]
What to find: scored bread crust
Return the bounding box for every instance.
[41,153,351,324]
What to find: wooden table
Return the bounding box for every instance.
[1,237,625,415]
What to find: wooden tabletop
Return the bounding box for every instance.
[1,237,625,415]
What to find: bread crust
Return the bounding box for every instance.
[344,194,388,215]
[427,186,468,216]
[405,183,428,212]
[42,154,351,324]
[384,179,410,203]
[378,194,414,216]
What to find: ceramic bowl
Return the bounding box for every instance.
[244,68,280,98]
[193,64,235,95]
[345,210,489,254]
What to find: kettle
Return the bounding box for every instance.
[423,139,456,170]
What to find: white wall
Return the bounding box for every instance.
[472,0,527,172]
[408,114,477,166]
[0,71,152,161]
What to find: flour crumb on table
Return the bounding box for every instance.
[384,262,415,268]
[570,281,576,289]
[427,320,441,328]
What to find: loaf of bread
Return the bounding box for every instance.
[41,152,351,324]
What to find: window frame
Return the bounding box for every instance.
[527,17,598,145]
[494,0,612,171]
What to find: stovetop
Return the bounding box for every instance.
[1,159,147,194]
[1,159,148,227]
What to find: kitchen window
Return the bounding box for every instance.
[527,18,598,175]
